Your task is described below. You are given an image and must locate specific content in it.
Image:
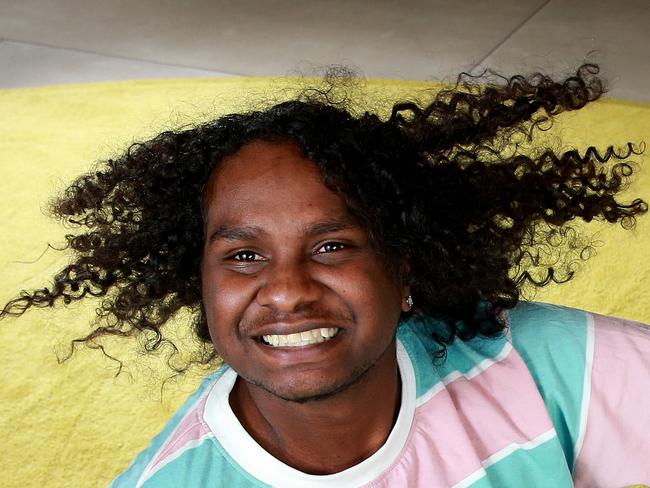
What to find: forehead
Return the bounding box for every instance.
[203,140,354,231]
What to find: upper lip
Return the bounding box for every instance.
[250,321,343,338]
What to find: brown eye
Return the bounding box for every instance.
[232,250,262,261]
[316,242,346,254]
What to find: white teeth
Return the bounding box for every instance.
[262,327,339,347]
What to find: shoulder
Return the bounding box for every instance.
[508,301,593,378]
[394,311,575,486]
[507,301,650,394]
[109,368,230,488]
[397,313,511,400]
[508,301,650,483]
[508,301,592,339]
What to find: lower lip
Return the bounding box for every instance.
[253,332,344,362]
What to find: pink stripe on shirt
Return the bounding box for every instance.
[149,394,212,472]
[376,346,555,486]
[573,313,650,487]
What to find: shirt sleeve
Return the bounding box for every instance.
[571,312,650,487]
[509,302,650,487]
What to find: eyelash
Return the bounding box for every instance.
[316,242,346,254]
[231,250,264,262]
[228,242,346,262]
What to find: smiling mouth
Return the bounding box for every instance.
[260,327,340,347]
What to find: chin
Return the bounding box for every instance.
[249,364,373,404]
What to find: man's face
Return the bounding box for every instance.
[201,140,408,402]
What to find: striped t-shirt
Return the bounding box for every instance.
[110,302,650,487]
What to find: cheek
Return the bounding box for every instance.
[363,260,403,303]
[200,266,217,322]
[202,268,243,341]
[203,267,261,333]
[344,261,403,327]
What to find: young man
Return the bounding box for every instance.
[3,65,650,486]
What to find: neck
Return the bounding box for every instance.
[229,341,401,475]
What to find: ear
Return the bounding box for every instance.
[397,259,412,313]
[401,286,413,313]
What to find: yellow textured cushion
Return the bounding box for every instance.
[1,78,649,487]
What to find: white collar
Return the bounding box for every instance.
[203,339,416,488]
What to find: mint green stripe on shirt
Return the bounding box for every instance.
[141,439,272,488]
[509,302,590,471]
[463,434,573,488]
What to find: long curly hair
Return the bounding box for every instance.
[1,64,647,368]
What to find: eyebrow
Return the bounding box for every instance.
[306,218,358,237]
[206,217,359,244]
[207,225,265,243]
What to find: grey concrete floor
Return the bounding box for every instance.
[1,0,649,102]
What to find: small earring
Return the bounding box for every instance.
[406,295,414,310]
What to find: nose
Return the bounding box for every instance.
[255,257,323,312]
